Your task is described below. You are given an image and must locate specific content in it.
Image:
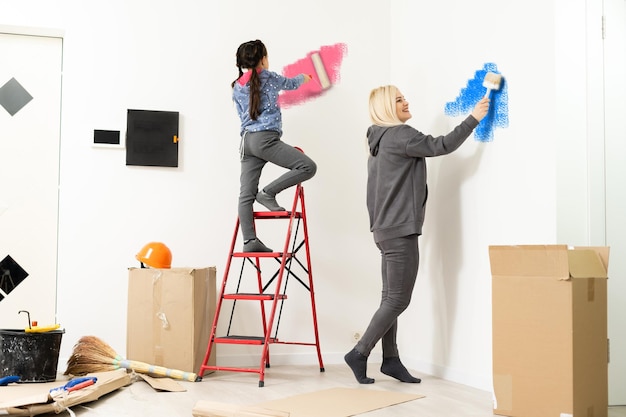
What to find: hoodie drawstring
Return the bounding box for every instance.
[239,130,247,161]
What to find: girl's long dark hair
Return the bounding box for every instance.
[232,40,267,121]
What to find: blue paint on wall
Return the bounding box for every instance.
[444,63,509,142]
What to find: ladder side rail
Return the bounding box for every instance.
[269,184,303,340]
[269,215,302,340]
[298,186,325,370]
[299,188,314,284]
[254,255,272,376]
[288,192,311,290]
[272,196,312,344]
[257,184,301,382]
[199,216,241,377]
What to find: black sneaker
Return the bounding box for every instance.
[243,238,273,253]
[256,190,285,211]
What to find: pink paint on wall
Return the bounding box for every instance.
[278,43,348,108]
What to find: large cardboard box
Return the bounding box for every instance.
[489,245,609,417]
[127,267,216,375]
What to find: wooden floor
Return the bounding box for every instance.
[53,364,625,417]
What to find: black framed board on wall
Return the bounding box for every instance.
[126,109,179,167]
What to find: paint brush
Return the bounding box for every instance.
[482,72,502,98]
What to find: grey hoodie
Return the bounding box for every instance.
[366,115,479,243]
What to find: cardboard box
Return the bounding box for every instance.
[489,245,609,417]
[127,267,216,375]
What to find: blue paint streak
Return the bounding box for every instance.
[444,63,509,142]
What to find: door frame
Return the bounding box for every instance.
[601,0,626,405]
[0,24,64,328]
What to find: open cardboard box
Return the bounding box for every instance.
[489,245,609,417]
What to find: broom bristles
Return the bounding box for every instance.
[65,335,199,382]
[65,335,123,376]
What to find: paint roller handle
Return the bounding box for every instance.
[116,359,199,382]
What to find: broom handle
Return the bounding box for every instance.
[115,358,198,382]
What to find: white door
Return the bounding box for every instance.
[0,29,62,329]
[604,0,626,405]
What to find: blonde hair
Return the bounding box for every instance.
[368,85,403,127]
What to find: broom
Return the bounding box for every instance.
[64,335,199,382]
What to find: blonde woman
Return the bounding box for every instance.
[344,86,489,384]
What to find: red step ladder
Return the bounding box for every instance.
[198,183,324,387]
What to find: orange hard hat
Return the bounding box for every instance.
[136,242,172,269]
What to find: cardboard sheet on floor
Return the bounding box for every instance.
[192,401,289,417]
[257,387,424,417]
[137,373,186,392]
[0,369,131,416]
[192,388,424,417]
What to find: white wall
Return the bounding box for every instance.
[0,0,390,376]
[389,0,560,388]
[0,0,602,393]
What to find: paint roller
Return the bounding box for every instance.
[310,52,331,90]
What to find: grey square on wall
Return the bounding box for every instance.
[0,77,33,116]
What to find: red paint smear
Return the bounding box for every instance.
[278,43,348,108]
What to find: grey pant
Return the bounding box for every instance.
[356,234,419,358]
[238,130,317,240]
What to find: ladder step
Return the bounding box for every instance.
[254,211,302,219]
[223,293,287,301]
[214,335,279,345]
[232,252,292,258]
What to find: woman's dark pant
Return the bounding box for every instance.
[356,234,419,358]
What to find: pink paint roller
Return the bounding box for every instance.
[310,52,331,90]
[278,43,347,108]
